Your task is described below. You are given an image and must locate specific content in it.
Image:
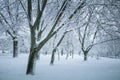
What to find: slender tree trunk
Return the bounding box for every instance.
[84,51,88,61]
[13,38,18,58]
[61,49,64,56]
[72,50,74,59]
[84,54,87,61]
[58,51,60,61]
[79,51,81,56]
[50,49,56,65]
[66,53,69,60]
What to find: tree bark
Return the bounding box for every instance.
[26,48,38,75]
[26,28,37,75]
[84,52,87,61]
[50,49,56,65]
[13,38,18,58]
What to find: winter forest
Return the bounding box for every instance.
[0,0,120,80]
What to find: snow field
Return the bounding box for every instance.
[0,54,120,80]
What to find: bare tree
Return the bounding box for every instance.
[24,0,68,75]
[19,0,86,74]
[74,4,99,61]
[0,0,22,57]
[77,26,98,61]
[50,29,72,65]
[91,0,120,57]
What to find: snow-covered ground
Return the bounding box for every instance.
[0,54,120,80]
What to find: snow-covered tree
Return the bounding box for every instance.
[0,0,23,57]
[18,0,86,74]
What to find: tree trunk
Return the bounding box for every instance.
[2,49,5,53]
[66,53,69,60]
[58,51,60,61]
[61,49,64,56]
[13,38,18,58]
[72,50,74,59]
[26,48,37,75]
[84,52,87,61]
[78,51,81,56]
[50,49,56,65]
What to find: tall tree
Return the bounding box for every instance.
[21,0,86,74]
[50,29,72,65]
[25,0,69,75]
[74,4,99,61]
[0,0,22,57]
